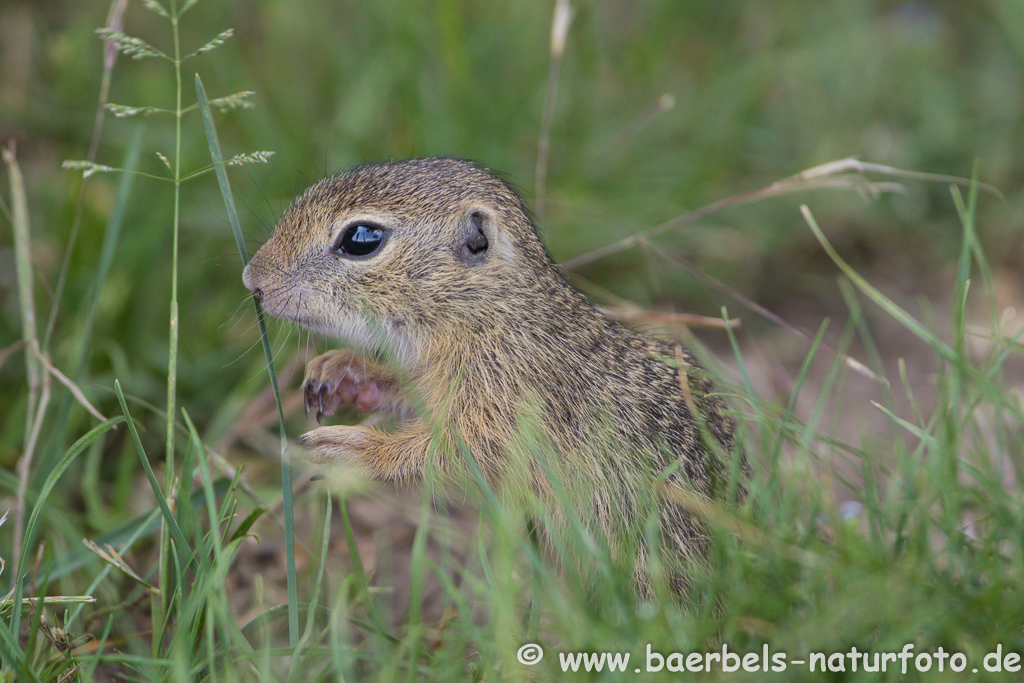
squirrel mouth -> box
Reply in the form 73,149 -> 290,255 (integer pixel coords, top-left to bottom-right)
251,296 -> 316,329
268,306 -> 320,330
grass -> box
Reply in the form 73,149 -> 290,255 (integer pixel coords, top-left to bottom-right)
2,0 -> 1023,680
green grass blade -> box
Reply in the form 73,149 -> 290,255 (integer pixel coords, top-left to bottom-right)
195,75 -> 250,264
114,380 -> 194,572
195,73 -> 298,646
183,409 -> 222,556
17,416 -> 125,565
11,415 -> 124,643
801,205 -> 959,364
228,506 -> 265,544
49,478 -> 232,590
337,497 -> 390,646
951,170 -> 996,331
870,400 -> 937,447
290,497 -> 332,680
769,318 -> 829,467
0,615 -> 39,683
73,127 -> 144,377
182,410 -> 265,677
32,131 -> 146,499
2,146 -> 39,431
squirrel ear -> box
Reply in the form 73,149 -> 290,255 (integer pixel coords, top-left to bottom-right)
459,210 -> 490,266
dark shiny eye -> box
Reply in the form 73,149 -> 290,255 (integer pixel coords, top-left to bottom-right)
334,224 -> 386,257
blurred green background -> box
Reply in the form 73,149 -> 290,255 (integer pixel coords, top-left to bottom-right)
1,0 -> 1022,479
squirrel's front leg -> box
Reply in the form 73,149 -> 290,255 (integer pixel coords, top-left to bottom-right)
297,423 -> 434,484
303,349 -> 409,422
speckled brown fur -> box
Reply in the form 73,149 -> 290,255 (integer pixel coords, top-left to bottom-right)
243,157 -> 746,586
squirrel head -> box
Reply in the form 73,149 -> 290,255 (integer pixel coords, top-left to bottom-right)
243,157 -> 555,368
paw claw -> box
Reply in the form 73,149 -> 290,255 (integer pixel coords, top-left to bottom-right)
301,349 -> 396,422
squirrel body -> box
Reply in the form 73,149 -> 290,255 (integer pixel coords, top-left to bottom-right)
243,157 -> 744,582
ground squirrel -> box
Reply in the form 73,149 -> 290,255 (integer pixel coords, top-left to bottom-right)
243,157 -> 745,589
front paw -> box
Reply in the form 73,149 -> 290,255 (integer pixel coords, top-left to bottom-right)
296,425 -> 374,464
303,349 -> 395,422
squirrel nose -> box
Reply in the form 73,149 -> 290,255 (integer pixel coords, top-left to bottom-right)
241,262 -> 261,299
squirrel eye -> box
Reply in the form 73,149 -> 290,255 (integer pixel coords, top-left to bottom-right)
335,224 -> 386,257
